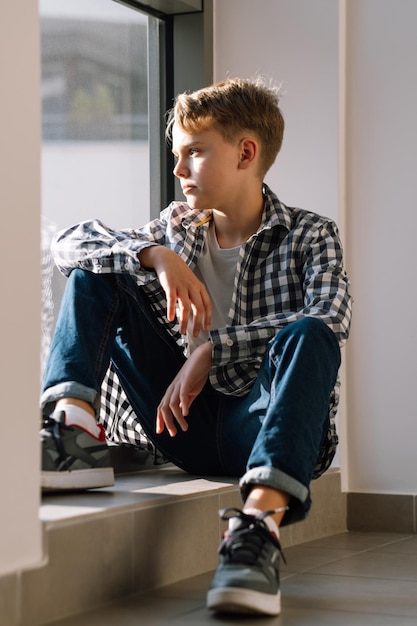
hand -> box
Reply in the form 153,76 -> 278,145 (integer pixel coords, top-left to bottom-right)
139,246 -> 212,335
156,341 -> 212,437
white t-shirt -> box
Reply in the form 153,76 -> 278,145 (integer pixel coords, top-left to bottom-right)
187,222 -> 240,354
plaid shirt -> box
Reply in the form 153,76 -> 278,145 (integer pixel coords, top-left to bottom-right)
52,184 -> 352,411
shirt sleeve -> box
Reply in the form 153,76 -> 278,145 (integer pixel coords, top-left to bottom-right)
50,215 -> 168,282
209,219 -> 352,376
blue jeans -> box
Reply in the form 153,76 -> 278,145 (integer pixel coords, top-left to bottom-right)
41,269 -> 341,525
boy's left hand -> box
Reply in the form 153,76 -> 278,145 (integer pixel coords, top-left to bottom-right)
156,341 -> 212,437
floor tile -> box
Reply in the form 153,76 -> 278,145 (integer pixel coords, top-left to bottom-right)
282,572 -> 417,617
272,606 -> 417,626
282,545 -> 356,574
43,532 -> 417,626
373,535 -> 417,554
312,550 -> 417,581
301,531 -> 411,551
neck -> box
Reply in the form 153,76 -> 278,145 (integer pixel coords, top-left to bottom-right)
213,188 -> 264,248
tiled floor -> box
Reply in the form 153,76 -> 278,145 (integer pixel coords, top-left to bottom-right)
48,530 -> 417,625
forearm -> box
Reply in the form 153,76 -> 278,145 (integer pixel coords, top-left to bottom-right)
51,219 -> 163,278
138,244 -> 172,271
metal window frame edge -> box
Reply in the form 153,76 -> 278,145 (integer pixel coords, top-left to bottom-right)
115,0 -> 213,215
115,0 -> 203,19
148,15 -> 174,215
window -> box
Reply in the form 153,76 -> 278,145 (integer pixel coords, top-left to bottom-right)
40,0 -> 151,231
40,0 -> 156,369
39,0 -> 210,369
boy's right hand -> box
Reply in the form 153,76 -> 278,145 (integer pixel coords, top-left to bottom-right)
138,246 -> 212,336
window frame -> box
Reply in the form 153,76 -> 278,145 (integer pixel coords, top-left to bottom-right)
115,0 -> 203,20
115,0 -> 212,215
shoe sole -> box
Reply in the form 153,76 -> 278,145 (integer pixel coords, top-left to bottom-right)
41,467 -> 115,491
207,587 -> 281,616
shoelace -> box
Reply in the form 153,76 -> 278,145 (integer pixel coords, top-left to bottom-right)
218,507 -> 287,565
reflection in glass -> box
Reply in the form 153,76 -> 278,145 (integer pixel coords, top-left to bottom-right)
40,0 -> 151,370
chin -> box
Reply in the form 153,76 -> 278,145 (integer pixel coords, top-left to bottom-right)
185,197 -> 206,210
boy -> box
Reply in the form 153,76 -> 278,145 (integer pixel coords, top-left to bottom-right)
41,77 -> 352,616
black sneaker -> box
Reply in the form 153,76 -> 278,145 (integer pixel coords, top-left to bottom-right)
41,410 -> 115,491
207,507 -> 286,616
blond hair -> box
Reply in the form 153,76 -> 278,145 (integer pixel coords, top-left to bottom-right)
166,77 -> 285,178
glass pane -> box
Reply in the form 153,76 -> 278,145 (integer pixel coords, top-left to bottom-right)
40,0 -> 151,370
40,0 -> 149,229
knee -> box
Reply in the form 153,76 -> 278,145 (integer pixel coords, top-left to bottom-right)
288,316 -> 329,339
270,317 -> 341,364
67,268 -> 93,286
67,268 -> 114,291
276,316 -> 330,342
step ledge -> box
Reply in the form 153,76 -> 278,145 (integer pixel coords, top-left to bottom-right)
40,464 -> 345,546
5,467 -> 346,626
41,464 -> 239,527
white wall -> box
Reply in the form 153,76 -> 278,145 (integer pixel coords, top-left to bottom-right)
0,2 -> 43,574
213,0 -> 339,222
345,0 -> 417,493
214,0 -> 417,496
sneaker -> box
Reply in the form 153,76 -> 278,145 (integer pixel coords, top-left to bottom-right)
207,507 -> 286,616
108,442 -> 169,474
41,410 -> 115,491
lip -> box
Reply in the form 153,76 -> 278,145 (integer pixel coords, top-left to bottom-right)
182,184 -> 196,194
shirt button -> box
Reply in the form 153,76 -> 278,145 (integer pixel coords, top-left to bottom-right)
226,338 -> 234,347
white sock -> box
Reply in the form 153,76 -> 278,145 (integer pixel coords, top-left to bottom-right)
56,404 -> 102,439
239,507 -> 280,537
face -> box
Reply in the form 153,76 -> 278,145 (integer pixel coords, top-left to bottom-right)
171,123 -> 242,211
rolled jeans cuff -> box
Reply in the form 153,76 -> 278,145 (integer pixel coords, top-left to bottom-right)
40,381 -> 100,416
239,466 -> 310,526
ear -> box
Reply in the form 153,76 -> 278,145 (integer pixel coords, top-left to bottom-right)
238,137 -> 258,170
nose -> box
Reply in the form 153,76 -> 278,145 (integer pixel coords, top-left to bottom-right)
173,156 -> 189,179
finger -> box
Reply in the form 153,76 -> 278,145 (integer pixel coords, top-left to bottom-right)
177,298 -> 191,335
188,287 -> 211,336
201,289 -> 212,331
155,411 -> 165,435
165,284 -> 178,323
190,287 -> 212,336
179,393 -> 197,418
190,301 -> 205,337
156,402 -> 178,437
169,400 -> 189,432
